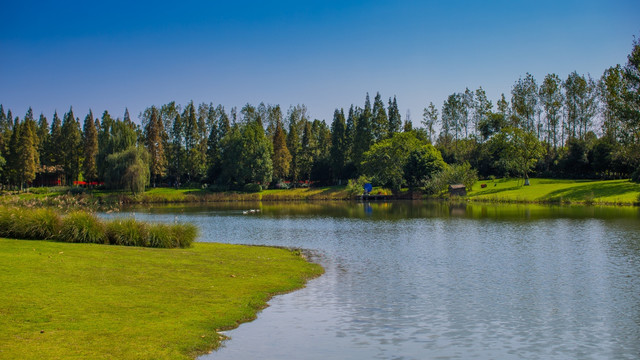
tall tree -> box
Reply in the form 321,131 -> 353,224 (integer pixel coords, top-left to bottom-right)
47,111 -> 63,166
36,113 -> 49,165
473,87 -> 492,140
299,120 -> 313,182
371,92 -> 388,142
352,94 -> 373,168
169,112 -> 184,186
422,102 -> 438,143
600,66 -> 624,141
539,73 -> 564,150
286,105 -> 306,184
387,96 -> 402,137
564,71 -> 598,140
60,107 -> 82,184
82,110 -> 99,182
271,117 -> 291,182
511,73 -> 538,131
461,88 -> 474,137
16,120 -> 38,189
144,106 -> 166,187
330,109 -> 347,181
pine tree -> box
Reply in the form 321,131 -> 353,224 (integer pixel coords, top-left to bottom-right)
371,92 -> 388,141
16,120 -> 38,189
287,117 -> 301,183
206,112 -> 220,183
272,118 -> 291,181
37,113 -> 50,165
352,94 -> 373,168
345,105 -> 357,162
183,101 -> 200,182
82,110 -> 99,182
144,106 -> 166,187
330,109 -> 347,181
48,111 -> 63,166
60,107 -> 82,184
387,96 -> 402,137
169,112 -> 184,186
7,117 -> 21,187
299,120 -> 313,182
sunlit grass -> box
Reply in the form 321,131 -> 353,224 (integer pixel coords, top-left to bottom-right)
468,178 -> 640,205
0,239 -> 323,360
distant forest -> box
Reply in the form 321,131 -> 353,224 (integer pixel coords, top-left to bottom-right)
1,37 -> 639,192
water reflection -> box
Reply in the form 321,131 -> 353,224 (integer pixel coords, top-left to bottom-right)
107,201 -> 640,359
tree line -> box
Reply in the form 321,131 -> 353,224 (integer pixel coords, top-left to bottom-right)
1,37 -> 638,192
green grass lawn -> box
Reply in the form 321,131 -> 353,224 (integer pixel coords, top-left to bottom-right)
468,178 -> 640,205
0,239 -> 323,360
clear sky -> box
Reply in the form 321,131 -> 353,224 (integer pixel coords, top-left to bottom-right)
1,0 -> 639,125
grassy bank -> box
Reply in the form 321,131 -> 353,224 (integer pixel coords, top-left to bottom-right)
467,178 -> 640,205
1,186 -> 353,207
0,239 -> 323,360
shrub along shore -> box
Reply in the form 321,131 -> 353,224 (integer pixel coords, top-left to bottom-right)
0,206 -> 197,248
0,238 -> 323,360
2,178 -> 639,207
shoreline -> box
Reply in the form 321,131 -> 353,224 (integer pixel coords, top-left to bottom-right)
0,238 -> 323,359
2,178 -> 639,208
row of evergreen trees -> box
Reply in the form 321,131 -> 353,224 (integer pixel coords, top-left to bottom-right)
0,37 -> 638,191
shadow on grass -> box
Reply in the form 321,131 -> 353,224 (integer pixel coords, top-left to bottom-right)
543,181 -> 639,201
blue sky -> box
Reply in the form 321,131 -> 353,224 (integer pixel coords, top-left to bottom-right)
1,0 -> 639,125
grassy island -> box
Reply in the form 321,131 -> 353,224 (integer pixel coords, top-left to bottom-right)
0,239 -> 323,360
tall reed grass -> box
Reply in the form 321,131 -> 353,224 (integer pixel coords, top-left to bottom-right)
0,206 -> 197,248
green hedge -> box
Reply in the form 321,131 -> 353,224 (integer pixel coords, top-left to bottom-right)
0,206 -> 197,248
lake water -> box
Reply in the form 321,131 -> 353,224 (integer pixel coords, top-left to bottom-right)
107,202 -> 640,359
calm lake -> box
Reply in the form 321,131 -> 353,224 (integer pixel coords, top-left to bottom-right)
107,201 -> 640,359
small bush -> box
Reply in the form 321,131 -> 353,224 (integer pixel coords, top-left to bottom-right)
243,183 -> 262,193
58,211 -> 106,244
631,167 -> 640,183
0,206 -> 196,248
346,176 -> 369,196
25,208 -> 61,240
172,223 -> 198,248
274,180 -> 289,189
68,186 -> 87,195
106,218 -> 148,247
146,224 -> 173,248
207,184 -> 230,192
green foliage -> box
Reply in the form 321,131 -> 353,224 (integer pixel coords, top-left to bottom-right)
346,175 -> 370,195
104,146 -> 150,194
361,132 -> 425,191
424,162 -> 478,194
243,183 -> 262,193
59,211 -> 106,243
220,121 -> 273,186
631,167 -> 640,183
488,127 -> 545,180
0,206 -> 197,248
0,207 -> 60,240
403,144 -> 447,189
106,218 -> 147,246
82,110 -> 99,182
60,107 -> 83,184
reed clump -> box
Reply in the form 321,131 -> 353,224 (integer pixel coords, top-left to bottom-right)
0,206 -> 197,248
